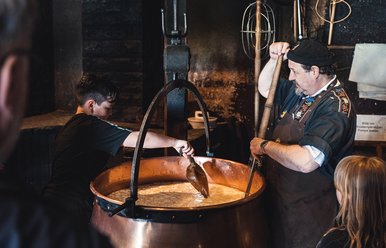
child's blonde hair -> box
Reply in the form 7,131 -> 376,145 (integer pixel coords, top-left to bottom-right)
333,155 -> 386,248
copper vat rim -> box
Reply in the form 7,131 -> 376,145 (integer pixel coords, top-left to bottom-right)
90,156 -> 265,212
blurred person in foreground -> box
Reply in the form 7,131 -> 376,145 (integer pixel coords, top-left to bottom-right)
317,155 -> 386,248
0,0 -> 112,246
250,39 -> 356,248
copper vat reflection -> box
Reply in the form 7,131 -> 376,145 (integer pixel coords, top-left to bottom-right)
90,156 -> 268,248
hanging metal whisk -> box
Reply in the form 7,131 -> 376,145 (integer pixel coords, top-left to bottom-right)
241,1 -> 276,60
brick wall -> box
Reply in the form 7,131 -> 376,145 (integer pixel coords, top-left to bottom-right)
82,0 -> 144,122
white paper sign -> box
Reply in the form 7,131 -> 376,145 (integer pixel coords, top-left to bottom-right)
355,115 -> 386,141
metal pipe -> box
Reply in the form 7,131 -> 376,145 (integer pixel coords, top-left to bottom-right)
173,0 -> 177,31
293,0 -> 297,40
296,0 -> 303,40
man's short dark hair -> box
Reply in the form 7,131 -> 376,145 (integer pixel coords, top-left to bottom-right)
301,64 -> 336,76
75,73 -> 118,105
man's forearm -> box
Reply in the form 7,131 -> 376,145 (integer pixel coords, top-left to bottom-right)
258,58 -> 277,98
264,141 -> 319,173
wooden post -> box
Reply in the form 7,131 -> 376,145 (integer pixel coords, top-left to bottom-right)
254,0 -> 262,137
328,0 -> 337,45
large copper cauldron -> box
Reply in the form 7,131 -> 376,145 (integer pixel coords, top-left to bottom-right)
90,79 -> 268,247
90,156 -> 268,248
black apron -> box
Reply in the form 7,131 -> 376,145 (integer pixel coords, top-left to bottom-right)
265,87 -> 338,248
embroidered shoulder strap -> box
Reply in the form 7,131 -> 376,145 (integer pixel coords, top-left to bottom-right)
331,87 -> 352,117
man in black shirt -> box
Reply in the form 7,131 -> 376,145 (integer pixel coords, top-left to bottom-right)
43,74 -> 194,223
250,40 -> 356,248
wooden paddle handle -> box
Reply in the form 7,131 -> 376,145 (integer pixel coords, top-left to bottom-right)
246,54 -> 283,197
257,55 -> 283,139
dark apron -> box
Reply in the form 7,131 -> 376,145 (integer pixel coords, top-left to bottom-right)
265,89 -> 338,248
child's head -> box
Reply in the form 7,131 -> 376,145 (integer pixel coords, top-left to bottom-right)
75,73 -> 118,119
76,73 -> 118,106
334,155 -> 386,219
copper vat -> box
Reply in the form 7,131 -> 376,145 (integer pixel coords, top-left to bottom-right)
90,156 -> 268,248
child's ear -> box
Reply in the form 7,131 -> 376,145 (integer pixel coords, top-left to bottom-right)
84,99 -> 95,114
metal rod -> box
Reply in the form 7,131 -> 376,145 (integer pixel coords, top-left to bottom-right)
293,0 -> 297,40
245,157 -> 258,197
296,0 -> 303,40
173,0 -> 177,31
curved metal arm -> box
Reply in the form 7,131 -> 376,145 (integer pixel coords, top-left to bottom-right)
110,79 -> 212,216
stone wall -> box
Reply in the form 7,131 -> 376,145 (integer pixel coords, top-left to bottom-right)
29,0 -> 386,130
82,0 -> 144,121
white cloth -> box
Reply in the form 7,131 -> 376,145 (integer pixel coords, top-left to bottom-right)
349,43 -> 386,100
357,83 -> 386,101
349,43 -> 386,88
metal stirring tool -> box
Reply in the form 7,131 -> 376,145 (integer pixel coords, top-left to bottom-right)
186,155 -> 209,198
